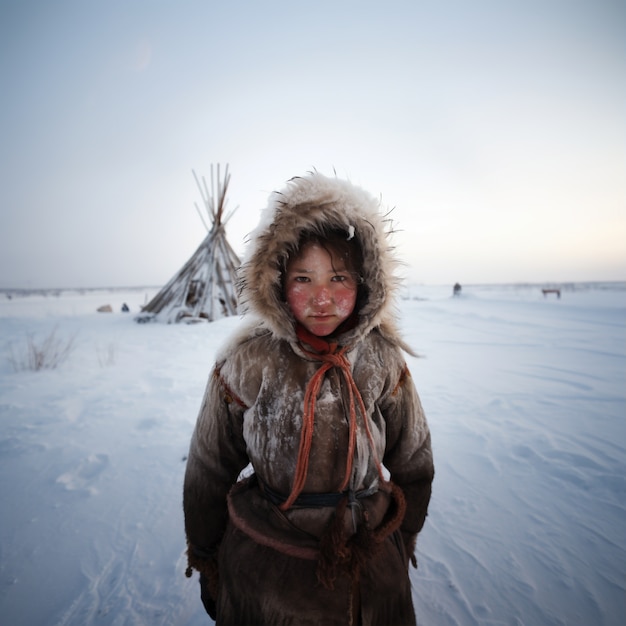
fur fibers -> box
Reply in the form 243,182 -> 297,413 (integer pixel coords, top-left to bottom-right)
237,172 -> 409,350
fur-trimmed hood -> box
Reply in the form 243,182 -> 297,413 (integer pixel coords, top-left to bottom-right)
237,172 -> 406,348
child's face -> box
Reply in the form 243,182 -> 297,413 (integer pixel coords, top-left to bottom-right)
285,243 -> 358,337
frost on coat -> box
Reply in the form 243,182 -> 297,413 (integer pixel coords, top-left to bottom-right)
183,172 -> 434,625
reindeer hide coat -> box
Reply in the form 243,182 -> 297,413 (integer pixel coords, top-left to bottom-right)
183,172 -> 434,625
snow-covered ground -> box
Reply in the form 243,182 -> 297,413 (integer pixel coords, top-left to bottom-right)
0,282 -> 624,625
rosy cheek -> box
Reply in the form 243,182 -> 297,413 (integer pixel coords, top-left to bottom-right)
286,287 -> 310,313
334,290 -> 356,317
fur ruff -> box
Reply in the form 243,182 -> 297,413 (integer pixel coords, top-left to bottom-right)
237,171 -> 413,353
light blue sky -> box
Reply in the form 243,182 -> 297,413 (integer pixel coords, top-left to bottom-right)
1,0 -> 624,288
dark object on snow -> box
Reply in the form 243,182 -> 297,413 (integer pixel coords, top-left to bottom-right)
453,283 -> 462,296
542,288 -> 561,299
121,303 -> 130,312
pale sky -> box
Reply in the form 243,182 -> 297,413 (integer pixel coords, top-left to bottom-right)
1,0 -> 624,288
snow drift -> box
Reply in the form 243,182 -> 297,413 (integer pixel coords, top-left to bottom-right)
0,282 -> 624,625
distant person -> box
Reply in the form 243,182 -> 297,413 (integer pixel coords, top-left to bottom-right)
183,172 -> 434,625
121,303 -> 130,312
453,282 -> 462,296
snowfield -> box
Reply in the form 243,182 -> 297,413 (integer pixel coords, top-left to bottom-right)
0,283 -> 624,625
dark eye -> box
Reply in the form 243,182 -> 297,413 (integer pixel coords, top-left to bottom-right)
331,275 -> 347,282
294,276 -> 310,283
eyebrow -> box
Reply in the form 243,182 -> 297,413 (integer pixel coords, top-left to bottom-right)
288,266 -> 348,274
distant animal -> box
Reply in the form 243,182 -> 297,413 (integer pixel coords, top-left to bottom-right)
453,283 -> 462,296
542,288 -> 561,299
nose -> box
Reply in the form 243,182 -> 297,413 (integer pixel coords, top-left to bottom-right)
312,285 -> 331,306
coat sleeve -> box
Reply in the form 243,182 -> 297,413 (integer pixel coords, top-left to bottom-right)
183,364 -> 249,579
381,361 -> 434,549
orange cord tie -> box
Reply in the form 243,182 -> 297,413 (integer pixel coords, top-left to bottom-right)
280,327 -> 385,511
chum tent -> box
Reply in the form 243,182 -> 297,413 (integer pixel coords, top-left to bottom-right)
136,164 -> 240,324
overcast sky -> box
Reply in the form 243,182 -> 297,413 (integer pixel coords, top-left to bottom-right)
1,0 -> 624,288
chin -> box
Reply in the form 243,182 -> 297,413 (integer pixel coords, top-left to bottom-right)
307,323 -> 338,337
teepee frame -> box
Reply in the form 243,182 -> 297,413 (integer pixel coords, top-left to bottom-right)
137,164 -> 240,323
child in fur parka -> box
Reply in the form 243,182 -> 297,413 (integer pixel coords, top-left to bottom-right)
183,172 -> 434,625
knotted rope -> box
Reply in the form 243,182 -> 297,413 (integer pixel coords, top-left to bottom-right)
280,325 -> 385,511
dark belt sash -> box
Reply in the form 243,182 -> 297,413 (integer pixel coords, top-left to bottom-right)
258,476 -> 378,508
